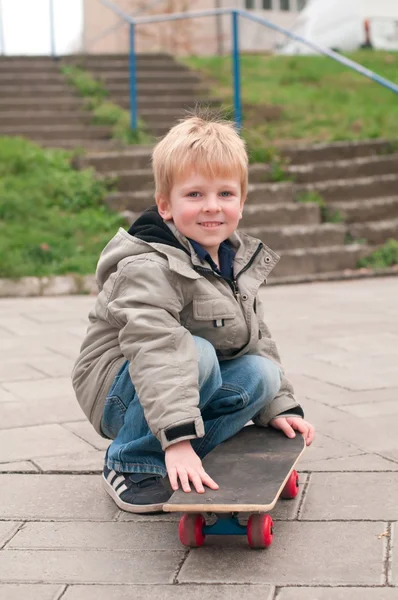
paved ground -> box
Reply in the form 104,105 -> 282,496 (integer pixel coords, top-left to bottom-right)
0,276 -> 397,599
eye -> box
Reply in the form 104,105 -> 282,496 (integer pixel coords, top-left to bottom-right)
220,191 -> 233,197
187,191 -> 200,198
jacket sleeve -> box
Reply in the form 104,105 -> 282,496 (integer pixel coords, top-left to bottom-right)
249,295 -> 304,426
106,257 -> 204,450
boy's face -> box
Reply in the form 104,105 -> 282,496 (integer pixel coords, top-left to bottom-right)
157,171 -> 244,262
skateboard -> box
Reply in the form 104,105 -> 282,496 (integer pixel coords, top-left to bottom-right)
163,425 -> 305,549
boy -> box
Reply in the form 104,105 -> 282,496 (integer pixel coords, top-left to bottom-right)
72,115 -> 315,514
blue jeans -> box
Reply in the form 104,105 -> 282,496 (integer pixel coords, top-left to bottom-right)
101,336 -> 281,477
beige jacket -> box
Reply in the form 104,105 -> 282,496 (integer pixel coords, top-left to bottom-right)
72,208 -> 303,450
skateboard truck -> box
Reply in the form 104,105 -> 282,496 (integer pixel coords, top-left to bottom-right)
178,469 -> 299,549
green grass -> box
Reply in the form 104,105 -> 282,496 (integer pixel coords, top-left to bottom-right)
181,51 -> 398,145
358,239 -> 398,268
0,137 -> 126,279
296,190 -> 344,223
61,65 -> 153,145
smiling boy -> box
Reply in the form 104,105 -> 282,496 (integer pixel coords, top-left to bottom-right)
72,115 -> 315,514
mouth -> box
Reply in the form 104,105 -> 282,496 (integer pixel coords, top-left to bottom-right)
198,222 -> 224,228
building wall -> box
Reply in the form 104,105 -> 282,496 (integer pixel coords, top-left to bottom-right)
82,0 -> 303,55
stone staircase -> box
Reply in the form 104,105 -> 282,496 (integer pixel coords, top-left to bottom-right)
77,139 -> 398,281
1,54 -> 397,282
0,53 -> 217,147
64,53 -> 219,137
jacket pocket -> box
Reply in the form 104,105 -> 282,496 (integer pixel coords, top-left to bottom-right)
193,296 -> 235,320
188,295 -> 237,349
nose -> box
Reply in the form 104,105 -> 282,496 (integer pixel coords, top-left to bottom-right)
203,194 -> 221,212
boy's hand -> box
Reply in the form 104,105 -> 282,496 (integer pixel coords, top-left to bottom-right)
270,416 -> 315,446
165,440 -> 219,494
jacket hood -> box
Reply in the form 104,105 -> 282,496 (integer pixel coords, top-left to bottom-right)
95,206 -> 190,291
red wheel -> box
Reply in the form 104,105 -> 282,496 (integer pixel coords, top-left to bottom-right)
281,469 -> 299,499
178,513 -> 206,547
247,514 -> 274,549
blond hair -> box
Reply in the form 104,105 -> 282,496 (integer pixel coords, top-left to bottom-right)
152,114 -> 248,200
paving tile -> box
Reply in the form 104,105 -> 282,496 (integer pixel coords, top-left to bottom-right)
296,433 -> 361,463
0,461 -> 39,473
8,521 -> 181,550
0,475 -> 118,520
63,421 -> 111,451
0,385 -> 18,403
25,356 -> 76,378
63,584 -> 275,600
324,332 -> 398,356
299,453 -> 398,472
34,451 -> 104,473
0,424 -> 93,462
299,397 -> 347,426
0,549 -> 183,584
391,522 -> 398,586
301,472 -> 398,520
2,377 -> 74,401
325,416 -> 398,454
0,521 -> 21,547
0,584 -> 65,600
0,363 -> 45,383
0,397 -> 85,430
118,511 -> 180,523
339,399 -> 398,418
278,588 -> 398,599
178,522 -> 384,585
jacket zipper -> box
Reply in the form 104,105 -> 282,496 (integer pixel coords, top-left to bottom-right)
193,242 -> 263,300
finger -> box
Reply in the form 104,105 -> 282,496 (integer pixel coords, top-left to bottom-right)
306,425 -> 315,446
200,469 -> 219,490
177,469 -> 191,493
278,420 -> 296,438
188,470 -> 205,494
168,467 -> 179,491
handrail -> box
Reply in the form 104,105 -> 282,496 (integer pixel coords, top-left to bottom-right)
0,0 -> 4,56
98,5 -> 398,133
85,0 -> 166,52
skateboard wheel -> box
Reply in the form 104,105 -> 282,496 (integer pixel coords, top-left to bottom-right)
179,513 -> 206,547
247,514 -> 274,549
281,470 -> 299,499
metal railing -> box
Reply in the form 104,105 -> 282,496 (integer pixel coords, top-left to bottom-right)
99,2 -> 398,132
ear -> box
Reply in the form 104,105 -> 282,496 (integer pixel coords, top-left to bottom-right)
239,195 -> 246,219
156,194 -> 173,221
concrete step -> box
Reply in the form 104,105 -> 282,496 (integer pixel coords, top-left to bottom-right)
272,244 -> 369,278
333,196 -> 398,223
0,112 -> 92,127
289,154 -> 398,184
242,223 -> 346,250
0,125 -> 111,140
281,138 -> 398,165
38,139 -> 124,150
86,62 -> 192,74
304,173 -> 398,203
0,85 -> 76,97
79,149 -> 153,172
0,95 -> 218,113
240,202 -> 321,228
0,97 -> 85,112
107,82 -> 206,95
0,70 -> 201,84
93,72 -> 201,85
349,218 -> 398,245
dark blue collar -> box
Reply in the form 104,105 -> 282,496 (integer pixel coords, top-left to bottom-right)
188,238 -> 235,280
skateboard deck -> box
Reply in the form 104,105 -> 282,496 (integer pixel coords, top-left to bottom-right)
164,425 -> 305,514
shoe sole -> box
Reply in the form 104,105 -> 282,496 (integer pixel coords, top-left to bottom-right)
102,474 -> 166,514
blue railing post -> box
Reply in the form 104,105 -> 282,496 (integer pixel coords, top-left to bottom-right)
49,0 -> 56,57
231,10 -> 242,131
129,23 -> 138,131
0,0 -> 5,55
